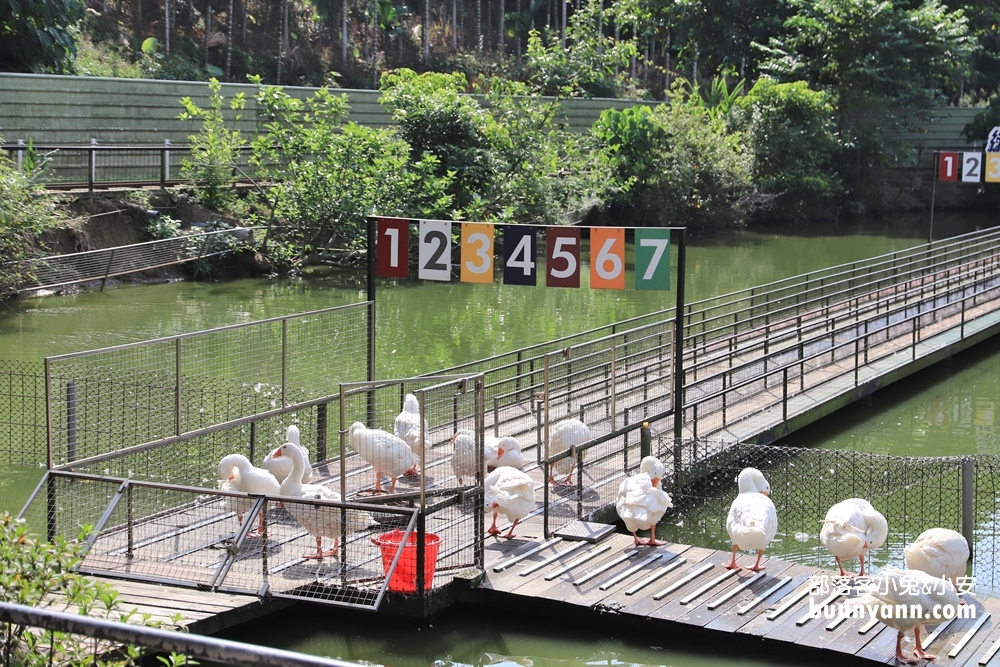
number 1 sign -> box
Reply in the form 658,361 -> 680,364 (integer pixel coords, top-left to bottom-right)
938,152 -> 959,181
376,217 -> 409,278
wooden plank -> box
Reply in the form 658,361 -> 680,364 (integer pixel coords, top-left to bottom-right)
608,547 -> 718,620
731,566 -> 826,637
946,597 -> 1000,667
703,562 -> 805,633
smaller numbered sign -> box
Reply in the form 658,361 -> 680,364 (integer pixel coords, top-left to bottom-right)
986,153 -> 1000,183
962,153 -> 983,182
460,222 -> 494,284
590,227 -> 625,290
635,229 -> 671,290
418,220 -> 452,281
502,226 -> 537,286
546,227 -> 580,288
938,152 -> 959,181
377,217 -> 410,278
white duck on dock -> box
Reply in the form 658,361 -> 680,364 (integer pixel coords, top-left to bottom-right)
261,425 -> 314,485
848,567 -> 961,664
486,435 -> 524,470
217,453 -> 280,536
904,527 -> 970,591
725,467 -> 778,571
485,466 -> 535,539
270,442 -> 374,559
349,422 -> 418,493
394,393 -> 428,476
548,418 -> 589,485
450,430 -> 482,484
820,497 -> 887,577
616,455 -> 673,546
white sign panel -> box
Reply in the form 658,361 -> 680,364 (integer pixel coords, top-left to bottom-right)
962,152 -> 983,182
418,220 -> 452,281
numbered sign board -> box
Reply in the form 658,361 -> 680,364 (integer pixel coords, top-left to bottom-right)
546,227 -> 580,288
502,226 -> 537,286
635,229 -> 671,290
590,227 -> 625,290
938,152 -> 959,181
419,220 -> 452,281
987,153 -> 1000,183
460,223 -> 494,284
376,217 -> 410,278
962,153 -> 982,182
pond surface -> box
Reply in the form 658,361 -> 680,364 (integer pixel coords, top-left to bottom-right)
3,211 -> 999,666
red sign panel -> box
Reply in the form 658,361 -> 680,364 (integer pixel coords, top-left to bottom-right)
545,227 -> 580,288
377,218 -> 410,278
938,152 -> 959,182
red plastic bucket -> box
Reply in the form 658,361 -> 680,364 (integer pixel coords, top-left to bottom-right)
372,529 -> 441,593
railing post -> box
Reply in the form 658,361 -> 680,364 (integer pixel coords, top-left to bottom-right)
782,368 -> 788,422
161,139 -> 171,189
316,403 -> 327,462
175,338 -> 182,436
16,138 -> 24,171
543,354 -> 550,538
100,248 -> 115,291
281,318 -> 288,407
89,138 -> 97,195
640,421 -> 651,460
961,458 -> 974,560
66,381 -> 77,463
126,484 -> 134,559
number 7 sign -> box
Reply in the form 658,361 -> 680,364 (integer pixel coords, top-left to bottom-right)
634,229 -> 671,290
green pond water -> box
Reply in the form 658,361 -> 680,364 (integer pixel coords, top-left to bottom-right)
2,211 -> 999,666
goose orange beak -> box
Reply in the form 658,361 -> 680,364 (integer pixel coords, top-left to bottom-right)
497,447 -> 505,458
651,477 -> 660,487
273,448 -> 283,458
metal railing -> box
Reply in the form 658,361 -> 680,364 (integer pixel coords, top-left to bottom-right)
0,601 -> 364,667
2,141 -> 253,192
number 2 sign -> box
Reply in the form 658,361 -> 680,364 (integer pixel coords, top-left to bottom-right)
419,220 -> 452,281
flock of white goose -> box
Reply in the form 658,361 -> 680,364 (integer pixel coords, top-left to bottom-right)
216,398 -> 972,663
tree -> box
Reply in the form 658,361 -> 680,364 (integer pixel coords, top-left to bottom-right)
757,0 -> 973,208
0,0 -> 85,73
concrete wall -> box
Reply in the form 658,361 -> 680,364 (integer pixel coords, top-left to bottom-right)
0,72 -> 645,144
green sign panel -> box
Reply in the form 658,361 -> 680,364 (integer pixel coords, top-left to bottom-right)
634,229 -> 671,290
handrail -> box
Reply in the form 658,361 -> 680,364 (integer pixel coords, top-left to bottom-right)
0,601 -> 364,667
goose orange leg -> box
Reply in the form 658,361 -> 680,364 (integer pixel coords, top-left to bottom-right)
488,511 -> 501,536
895,631 -> 918,664
725,544 -> 741,570
912,626 -> 936,662
749,549 -> 767,572
503,518 -> 521,539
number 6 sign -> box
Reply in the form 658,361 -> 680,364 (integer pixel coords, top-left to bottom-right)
590,227 -> 625,290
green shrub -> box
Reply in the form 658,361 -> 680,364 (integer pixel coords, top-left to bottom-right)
0,137 -> 61,300
178,78 -> 246,211
0,513 -> 187,666
733,77 -> 843,221
594,83 -> 755,229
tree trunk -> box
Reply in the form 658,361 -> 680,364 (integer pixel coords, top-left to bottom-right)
342,0 -> 348,63
164,0 -> 171,56
277,0 -> 286,84
226,0 -> 234,81
451,0 -> 457,51
476,0 -> 482,54
498,0 -> 503,52
205,1 -> 212,68
423,0 -> 430,61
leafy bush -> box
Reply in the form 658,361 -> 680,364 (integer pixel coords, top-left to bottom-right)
593,84 -> 755,228
733,77 -> 843,221
380,68 -> 495,214
0,513 -> 187,666
249,77 -> 452,264
178,78 -> 246,211
0,137 -> 61,300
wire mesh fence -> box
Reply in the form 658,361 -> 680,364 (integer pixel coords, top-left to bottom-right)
0,360 -> 46,466
18,228 -> 259,293
45,303 -> 371,468
654,437 -> 1000,596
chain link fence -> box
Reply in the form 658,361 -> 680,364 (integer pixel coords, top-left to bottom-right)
0,360 -> 46,466
44,303 -> 371,468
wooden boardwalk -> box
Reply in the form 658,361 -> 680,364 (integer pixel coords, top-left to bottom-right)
475,517 -> 1000,667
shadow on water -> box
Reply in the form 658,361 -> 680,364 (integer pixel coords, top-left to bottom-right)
213,601 -> 825,667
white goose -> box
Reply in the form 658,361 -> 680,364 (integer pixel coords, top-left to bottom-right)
271,443 -> 374,559
616,456 -> 673,546
820,498 -> 888,577
548,418 -> 590,485
485,466 -> 535,539
394,393 -> 428,476
261,425 -> 313,485
348,422 -> 418,493
725,467 -> 778,571
848,567 -> 960,664
486,435 -> 524,470
450,430 -> 482,484
217,453 -> 280,536
904,527 -> 970,590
